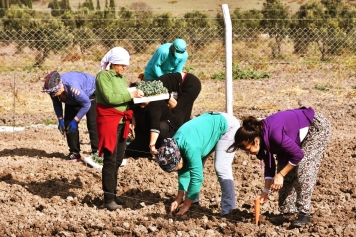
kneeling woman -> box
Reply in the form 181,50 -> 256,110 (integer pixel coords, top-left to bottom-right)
156,112 -> 240,216
228,107 -> 331,227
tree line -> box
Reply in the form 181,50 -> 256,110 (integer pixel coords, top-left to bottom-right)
1,0 -> 356,65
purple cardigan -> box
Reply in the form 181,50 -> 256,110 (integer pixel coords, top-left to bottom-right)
258,107 -> 315,178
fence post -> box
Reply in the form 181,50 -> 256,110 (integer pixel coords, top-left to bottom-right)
221,4 -> 233,115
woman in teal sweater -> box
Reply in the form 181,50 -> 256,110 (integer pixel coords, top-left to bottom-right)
156,112 -> 240,216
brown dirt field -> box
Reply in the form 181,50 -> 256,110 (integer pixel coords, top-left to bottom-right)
0,69 -> 356,236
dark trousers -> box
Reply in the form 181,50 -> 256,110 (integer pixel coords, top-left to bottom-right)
125,120 -> 177,158
173,76 -> 201,126
102,124 -> 127,203
64,95 -> 98,154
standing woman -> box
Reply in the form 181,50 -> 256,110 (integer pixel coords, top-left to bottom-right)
156,112 -> 240,216
228,107 -> 331,227
96,47 -> 144,211
158,72 -> 201,126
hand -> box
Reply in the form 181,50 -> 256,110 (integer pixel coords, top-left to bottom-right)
256,193 -> 268,204
58,119 -> 65,134
66,119 -> 78,133
271,173 -> 284,192
130,89 -> 144,98
168,97 -> 177,110
150,145 -> 157,157
176,204 -> 190,215
138,73 -> 144,81
170,198 -> 183,213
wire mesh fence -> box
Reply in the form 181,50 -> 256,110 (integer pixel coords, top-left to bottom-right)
1,27 -> 356,77
0,26 -> 355,126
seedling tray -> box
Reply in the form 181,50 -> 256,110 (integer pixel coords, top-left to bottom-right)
83,156 -> 103,169
128,87 -> 169,104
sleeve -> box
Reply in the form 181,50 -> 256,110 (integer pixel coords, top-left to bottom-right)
263,156 -> 276,179
147,102 -> 163,133
52,97 -> 63,119
177,148 -> 204,200
96,71 -> 132,105
152,48 -> 166,78
72,90 -> 91,119
263,126 -> 304,178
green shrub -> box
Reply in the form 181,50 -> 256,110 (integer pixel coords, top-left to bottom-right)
212,62 -> 270,80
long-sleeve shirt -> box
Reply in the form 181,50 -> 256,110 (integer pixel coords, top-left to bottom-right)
158,72 -> 201,126
51,71 -> 95,119
257,107 -> 315,178
133,100 -> 179,135
143,43 -> 188,80
95,69 -> 132,123
173,112 -> 227,200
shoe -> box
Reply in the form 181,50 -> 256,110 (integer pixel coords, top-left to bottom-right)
104,201 -> 122,211
268,212 -> 295,224
91,152 -> 103,164
65,153 -> 82,162
115,196 -> 125,205
291,212 -> 311,227
120,159 -> 127,167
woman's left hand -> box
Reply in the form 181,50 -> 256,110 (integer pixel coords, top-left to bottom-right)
168,97 -> 177,110
270,173 -> 284,192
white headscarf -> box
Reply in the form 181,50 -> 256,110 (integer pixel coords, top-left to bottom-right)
100,47 -> 130,70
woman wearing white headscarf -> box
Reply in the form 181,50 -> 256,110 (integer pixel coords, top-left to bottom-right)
96,47 -> 144,211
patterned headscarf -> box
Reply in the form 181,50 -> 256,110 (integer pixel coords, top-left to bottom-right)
100,47 -> 130,70
42,71 -> 62,94
156,138 -> 181,173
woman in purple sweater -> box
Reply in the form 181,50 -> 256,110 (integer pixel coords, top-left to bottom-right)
228,107 -> 331,227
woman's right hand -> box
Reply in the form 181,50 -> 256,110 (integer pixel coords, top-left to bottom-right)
130,89 -> 144,98
150,145 -> 157,157
170,198 -> 182,213
256,193 -> 268,204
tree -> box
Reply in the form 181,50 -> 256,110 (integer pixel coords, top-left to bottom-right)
48,0 -> 61,17
109,0 -> 115,10
0,0 -> 10,17
3,6 -> 72,66
292,0 -> 356,60
96,0 -> 100,10
82,0 -> 94,11
260,0 -> 291,57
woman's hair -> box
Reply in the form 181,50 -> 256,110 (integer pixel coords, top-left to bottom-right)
227,116 -> 263,152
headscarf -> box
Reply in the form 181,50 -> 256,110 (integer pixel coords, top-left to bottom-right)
156,138 -> 181,172
100,47 -> 130,70
42,71 -> 62,94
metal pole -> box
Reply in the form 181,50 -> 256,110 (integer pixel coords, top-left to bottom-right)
221,4 -> 233,115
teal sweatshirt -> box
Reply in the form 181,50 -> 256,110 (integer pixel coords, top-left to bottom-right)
173,113 -> 227,200
143,43 -> 188,80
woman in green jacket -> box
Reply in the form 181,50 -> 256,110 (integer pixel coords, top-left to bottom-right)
96,47 -> 144,211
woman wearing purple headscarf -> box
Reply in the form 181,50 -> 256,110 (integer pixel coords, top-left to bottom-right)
42,71 -> 98,162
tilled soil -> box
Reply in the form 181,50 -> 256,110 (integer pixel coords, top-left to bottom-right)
0,70 -> 355,236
